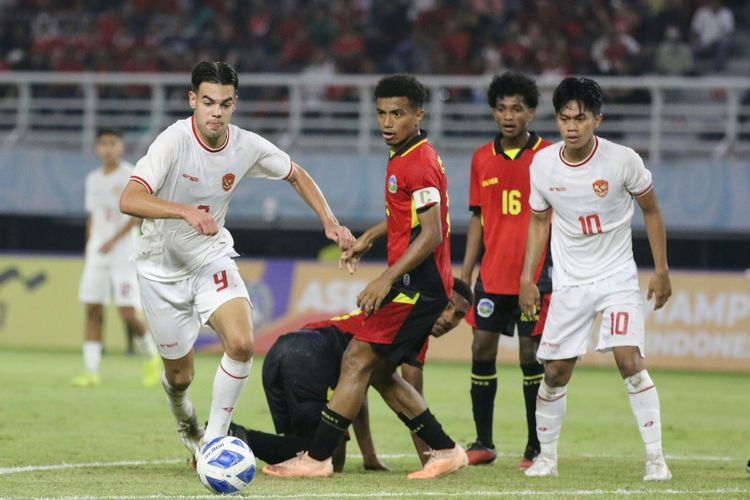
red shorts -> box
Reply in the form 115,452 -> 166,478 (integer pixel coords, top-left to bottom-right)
355,286 -> 447,365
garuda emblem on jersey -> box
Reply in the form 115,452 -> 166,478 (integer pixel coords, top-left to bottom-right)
592,179 -> 608,197
222,173 -> 236,192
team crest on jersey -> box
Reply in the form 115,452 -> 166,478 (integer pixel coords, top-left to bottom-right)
477,298 -> 495,318
402,273 -> 411,286
222,173 -> 236,191
388,174 -> 398,193
592,179 -> 608,197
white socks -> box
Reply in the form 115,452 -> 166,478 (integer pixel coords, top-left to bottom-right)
134,332 -> 157,357
82,341 -> 102,375
204,354 -> 252,441
535,380 -> 567,459
624,370 -> 663,454
161,372 -> 196,423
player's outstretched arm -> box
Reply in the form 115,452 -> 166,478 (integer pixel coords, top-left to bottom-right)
461,212 -> 483,284
357,204 -> 442,315
285,163 -> 354,250
636,189 -> 672,310
339,220 -> 387,275
119,180 -> 218,235
519,210 -> 550,317
351,393 -> 389,471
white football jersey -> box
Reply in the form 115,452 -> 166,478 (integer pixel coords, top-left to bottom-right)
84,161 -> 136,264
130,116 -> 293,282
529,136 -> 653,287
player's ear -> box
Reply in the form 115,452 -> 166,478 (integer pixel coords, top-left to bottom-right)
594,113 -> 603,128
188,90 -> 197,110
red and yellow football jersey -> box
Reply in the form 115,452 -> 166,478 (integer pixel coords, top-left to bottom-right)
385,132 -> 453,298
469,132 -> 551,294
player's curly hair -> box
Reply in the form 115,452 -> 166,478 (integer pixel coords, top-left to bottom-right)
374,74 -> 427,110
552,77 -> 604,116
452,277 -> 474,305
487,71 -> 539,109
191,61 -> 239,92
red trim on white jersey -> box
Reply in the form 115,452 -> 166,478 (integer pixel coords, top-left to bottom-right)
531,206 -> 551,214
191,115 -> 229,153
130,175 -> 154,194
283,160 -> 294,180
559,136 -> 599,167
632,183 -> 654,197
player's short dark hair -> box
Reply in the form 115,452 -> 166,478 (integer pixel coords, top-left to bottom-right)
374,74 -> 427,110
96,128 -> 122,139
487,71 -> 539,109
552,77 -> 604,116
191,61 -> 239,92
452,277 -> 473,305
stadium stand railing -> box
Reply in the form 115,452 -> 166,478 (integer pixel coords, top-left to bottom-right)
0,72 -> 748,162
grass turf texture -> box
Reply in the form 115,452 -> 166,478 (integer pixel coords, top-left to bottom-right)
1,349 -> 748,499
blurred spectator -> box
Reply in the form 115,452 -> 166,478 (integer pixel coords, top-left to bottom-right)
0,0 -> 745,79
591,25 -> 642,75
654,25 -> 695,75
691,0 -> 735,71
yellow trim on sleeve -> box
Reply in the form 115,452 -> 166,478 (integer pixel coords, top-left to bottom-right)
393,292 -> 420,305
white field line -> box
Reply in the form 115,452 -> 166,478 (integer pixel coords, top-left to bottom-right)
0,451 -> 739,476
352,451 -> 737,461
5,488 -> 748,499
0,459 -> 183,475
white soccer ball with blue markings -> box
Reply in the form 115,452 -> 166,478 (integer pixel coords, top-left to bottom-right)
196,436 -> 256,494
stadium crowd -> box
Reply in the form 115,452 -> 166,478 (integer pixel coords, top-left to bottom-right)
0,0 -> 745,77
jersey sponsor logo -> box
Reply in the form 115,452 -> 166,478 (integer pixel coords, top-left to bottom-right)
388,174 -> 398,193
550,186 -> 566,192
477,298 -> 495,318
592,179 -> 609,197
481,177 -> 498,187
222,173 -> 236,191
182,173 -> 199,182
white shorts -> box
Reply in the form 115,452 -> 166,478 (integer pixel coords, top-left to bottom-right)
79,258 -> 140,307
137,256 -> 251,360
537,266 -> 645,361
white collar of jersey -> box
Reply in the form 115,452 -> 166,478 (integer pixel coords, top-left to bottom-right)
191,115 -> 230,153
559,136 -> 599,167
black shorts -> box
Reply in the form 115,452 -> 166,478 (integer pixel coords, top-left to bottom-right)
472,276 -> 550,337
355,285 -> 448,366
261,329 -> 343,438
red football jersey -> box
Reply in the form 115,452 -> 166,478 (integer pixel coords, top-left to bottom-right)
385,132 -> 453,298
304,309 -> 429,365
303,309 -> 366,333
469,133 -> 551,294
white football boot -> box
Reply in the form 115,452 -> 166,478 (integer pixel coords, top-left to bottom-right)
177,413 -> 205,456
524,452 -> 558,477
644,451 -> 672,481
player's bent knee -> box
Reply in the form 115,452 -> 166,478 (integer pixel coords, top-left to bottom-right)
223,334 -> 254,361
166,368 -> 194,389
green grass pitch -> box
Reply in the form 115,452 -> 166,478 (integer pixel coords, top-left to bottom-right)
1,349 -> 748,499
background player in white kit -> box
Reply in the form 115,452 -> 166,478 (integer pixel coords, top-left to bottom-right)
74,128 -> 160,388
519,77 -> 672,481
119,61 -> 355,458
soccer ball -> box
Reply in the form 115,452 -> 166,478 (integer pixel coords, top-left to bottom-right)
196,436 -> 256,494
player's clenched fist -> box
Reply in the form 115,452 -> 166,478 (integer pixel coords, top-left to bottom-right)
518,280 -> 540,319
184,206 -> 218,235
